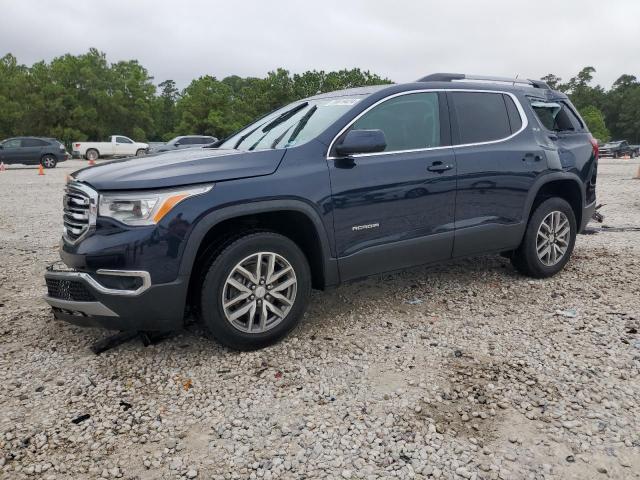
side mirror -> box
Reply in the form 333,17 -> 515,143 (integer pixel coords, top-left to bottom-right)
0,144 -> 3,149
335,129 -> 387,156
174,142 -> 181,147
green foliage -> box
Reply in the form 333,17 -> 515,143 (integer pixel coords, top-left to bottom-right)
579,106 -> 610,142
5,52 -> 639,146
0,50 -> 391,145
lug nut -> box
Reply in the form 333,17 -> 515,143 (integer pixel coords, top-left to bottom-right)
250,295 -> 255,300
251,285 -> 256,290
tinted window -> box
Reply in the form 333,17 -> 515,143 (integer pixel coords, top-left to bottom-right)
503,95 -> 523,133
116,136 -> 133,143
350,92 -> 440,152
22,138 -> 48,147
451,92 -> 511,144
3,139 -> 21,148
176,137 -> 193,145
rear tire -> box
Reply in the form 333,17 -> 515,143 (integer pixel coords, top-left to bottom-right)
41,155 -> 57,168
86,149 -> 99,161
511,198 -> 577,278
200,232 -> 311,350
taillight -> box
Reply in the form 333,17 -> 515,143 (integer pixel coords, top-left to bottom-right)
590,137 -> 599,159
75,143 -> 80,148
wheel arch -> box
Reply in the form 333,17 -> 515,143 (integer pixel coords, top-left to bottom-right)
85,148 -> 100,158
179,200 -> 339,293
524,173 -> 585,230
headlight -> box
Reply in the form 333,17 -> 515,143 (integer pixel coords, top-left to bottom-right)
98,185 -> 213,226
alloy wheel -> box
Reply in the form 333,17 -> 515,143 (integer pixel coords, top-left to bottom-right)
222,252 -> 297,333
536,211 -> 570,266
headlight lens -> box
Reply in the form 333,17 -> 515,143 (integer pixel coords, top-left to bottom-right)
98,185 -> 213,226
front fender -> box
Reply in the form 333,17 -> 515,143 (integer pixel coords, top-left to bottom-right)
178,199 -> 339,288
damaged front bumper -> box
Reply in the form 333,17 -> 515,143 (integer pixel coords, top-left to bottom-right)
43,262 -> 187,332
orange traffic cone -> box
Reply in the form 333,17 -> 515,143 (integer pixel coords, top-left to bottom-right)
0,161 -> 5,172
38,164 -> 45,176
88,158 -> 96,166
633,165 -> 640,180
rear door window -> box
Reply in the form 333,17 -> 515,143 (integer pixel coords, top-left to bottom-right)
349,92 -> 441,152
22,138 -> 48,147
503,95 -> 523,133
450,92 -> 512,144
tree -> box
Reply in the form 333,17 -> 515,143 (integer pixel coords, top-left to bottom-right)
579,106 -> 610,142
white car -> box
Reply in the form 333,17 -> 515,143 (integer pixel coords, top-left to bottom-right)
72,136 -> 149,161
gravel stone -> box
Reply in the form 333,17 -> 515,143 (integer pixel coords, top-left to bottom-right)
1,159 -> 639,479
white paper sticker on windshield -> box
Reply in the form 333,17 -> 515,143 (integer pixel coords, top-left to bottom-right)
323,98 -> 361,106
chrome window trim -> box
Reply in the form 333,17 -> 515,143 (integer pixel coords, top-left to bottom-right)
46,269 -> 152,296
63,181 -> 98,245
326,88 -> 529,160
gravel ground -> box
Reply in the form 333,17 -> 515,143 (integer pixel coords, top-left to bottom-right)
0,159 -> 639,480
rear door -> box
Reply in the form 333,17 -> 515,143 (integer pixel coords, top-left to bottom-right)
20,138 -> 48,164
328,91 -> 457,280
448,90 -> 546,256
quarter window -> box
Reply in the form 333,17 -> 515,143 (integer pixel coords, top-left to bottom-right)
348,92 -> 441,152
530,99 -> 583,132
450,92 -> 512,144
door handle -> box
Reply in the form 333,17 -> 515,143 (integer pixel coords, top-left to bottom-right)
427,161 -> 453,173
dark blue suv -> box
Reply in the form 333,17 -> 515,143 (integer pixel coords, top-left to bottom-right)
44,73 -> 598,350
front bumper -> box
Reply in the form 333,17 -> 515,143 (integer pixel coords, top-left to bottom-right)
43,264 -> 187,332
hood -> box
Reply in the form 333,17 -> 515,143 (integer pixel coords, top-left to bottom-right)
73,148 -> 285,191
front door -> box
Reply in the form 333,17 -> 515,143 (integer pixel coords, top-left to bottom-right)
328,91 -> 457,281
115,136 -> 134,155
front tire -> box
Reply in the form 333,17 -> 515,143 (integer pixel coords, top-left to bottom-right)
511,198 -> 577,278
200,232 -> 311,350
41,154 -> 57,168
135,149 -> 146,157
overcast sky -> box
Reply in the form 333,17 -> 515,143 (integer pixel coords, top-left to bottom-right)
3,0 -> 639,89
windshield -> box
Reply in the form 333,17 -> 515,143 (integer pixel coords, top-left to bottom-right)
218,96 -> 365,151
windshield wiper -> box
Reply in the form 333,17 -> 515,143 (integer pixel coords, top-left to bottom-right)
261,102 -> 308,133
270,105 -> 318,149
234,102 -> 309,150
286,105 -> 317,144
233,124 -> 263,150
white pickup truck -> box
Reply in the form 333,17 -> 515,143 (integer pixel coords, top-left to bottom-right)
72,135 -> 149,161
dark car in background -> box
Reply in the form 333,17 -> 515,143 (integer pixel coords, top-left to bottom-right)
0,137 -> 68,168
599,140 -> 635,158
149,135 -> 218,154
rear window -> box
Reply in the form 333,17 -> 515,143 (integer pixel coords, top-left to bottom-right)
530,99 -> 583,132
450,92 -> 512,144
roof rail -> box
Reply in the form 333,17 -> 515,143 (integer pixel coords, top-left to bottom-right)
417,73 -> 551,89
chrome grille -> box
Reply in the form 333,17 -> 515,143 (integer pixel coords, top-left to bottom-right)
63,183 -> 97,243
